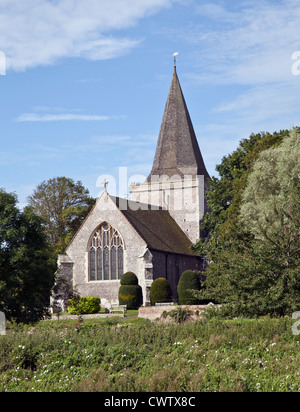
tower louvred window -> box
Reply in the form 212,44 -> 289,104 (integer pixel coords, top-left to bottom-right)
89,223 -> 124,281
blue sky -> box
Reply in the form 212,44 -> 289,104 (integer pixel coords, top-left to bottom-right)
1,0 -> 300,207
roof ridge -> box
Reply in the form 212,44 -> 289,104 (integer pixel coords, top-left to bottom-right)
108,195 -> 164,211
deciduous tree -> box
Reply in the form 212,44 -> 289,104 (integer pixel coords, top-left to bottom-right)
28,177 -> 96,254
194,128 -> 300,317
0,189 -> 55,323
193,129 -> 289,258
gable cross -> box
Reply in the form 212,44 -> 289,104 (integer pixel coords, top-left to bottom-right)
102,179 -> 109,193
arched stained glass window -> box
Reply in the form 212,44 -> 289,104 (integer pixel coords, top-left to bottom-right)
89,223 -> 124,281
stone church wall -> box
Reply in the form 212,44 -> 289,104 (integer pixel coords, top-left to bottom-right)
64,193 -> 148,305
151,250 -> 205,301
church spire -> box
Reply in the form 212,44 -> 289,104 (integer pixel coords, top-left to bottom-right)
147,67 -> 210,181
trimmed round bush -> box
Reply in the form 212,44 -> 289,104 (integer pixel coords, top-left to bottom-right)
68,296 -> 100,315
119,272 -> 143,309
177,270 -> 201,305
120,272 -> 139,286
150,277 -> 172,306
119,285 -> 143,309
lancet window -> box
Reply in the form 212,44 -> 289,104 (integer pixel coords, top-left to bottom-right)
89,223 -> 124,281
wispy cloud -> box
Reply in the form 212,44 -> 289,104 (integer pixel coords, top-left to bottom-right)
181,0 -> 300,86
68,134 -> 156,153
173,0 -> 300,141
0,0 -> 177,71
14,105 -> 126,122
15,113 -> 123,122
0,144 -> 66,168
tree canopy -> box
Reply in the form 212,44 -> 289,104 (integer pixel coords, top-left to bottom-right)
193,128 -> 300,317
194,129 -> 290,257
0,189 -> 56,323
28,177 -> 96,254
240,128 -> 300,259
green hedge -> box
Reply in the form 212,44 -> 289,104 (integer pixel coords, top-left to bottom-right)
177,270 -> 201,305
68,297 -> 100,315
150,278 -> 172,306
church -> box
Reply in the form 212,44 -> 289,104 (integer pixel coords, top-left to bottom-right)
57,65 -> 210,307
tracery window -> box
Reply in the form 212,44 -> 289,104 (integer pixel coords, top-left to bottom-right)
89,223 -> 124,281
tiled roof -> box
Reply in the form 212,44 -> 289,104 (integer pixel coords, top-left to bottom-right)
147,67 -> 210,182
111,196 -> 198,256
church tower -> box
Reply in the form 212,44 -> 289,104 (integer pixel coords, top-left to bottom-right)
130,66 -> 210,243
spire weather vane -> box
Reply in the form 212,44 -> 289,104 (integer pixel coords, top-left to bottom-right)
173,52 -> 179,67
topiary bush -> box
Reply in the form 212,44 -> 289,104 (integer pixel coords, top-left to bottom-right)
118,272 -> 143,309
177,270 -> 201,305
67,296 -> 101,315
119,285 -> 143,309
150,277 -> 172,306
120,272 -> 139,286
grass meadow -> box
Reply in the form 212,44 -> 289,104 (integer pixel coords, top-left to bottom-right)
1,314 -> 300,392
